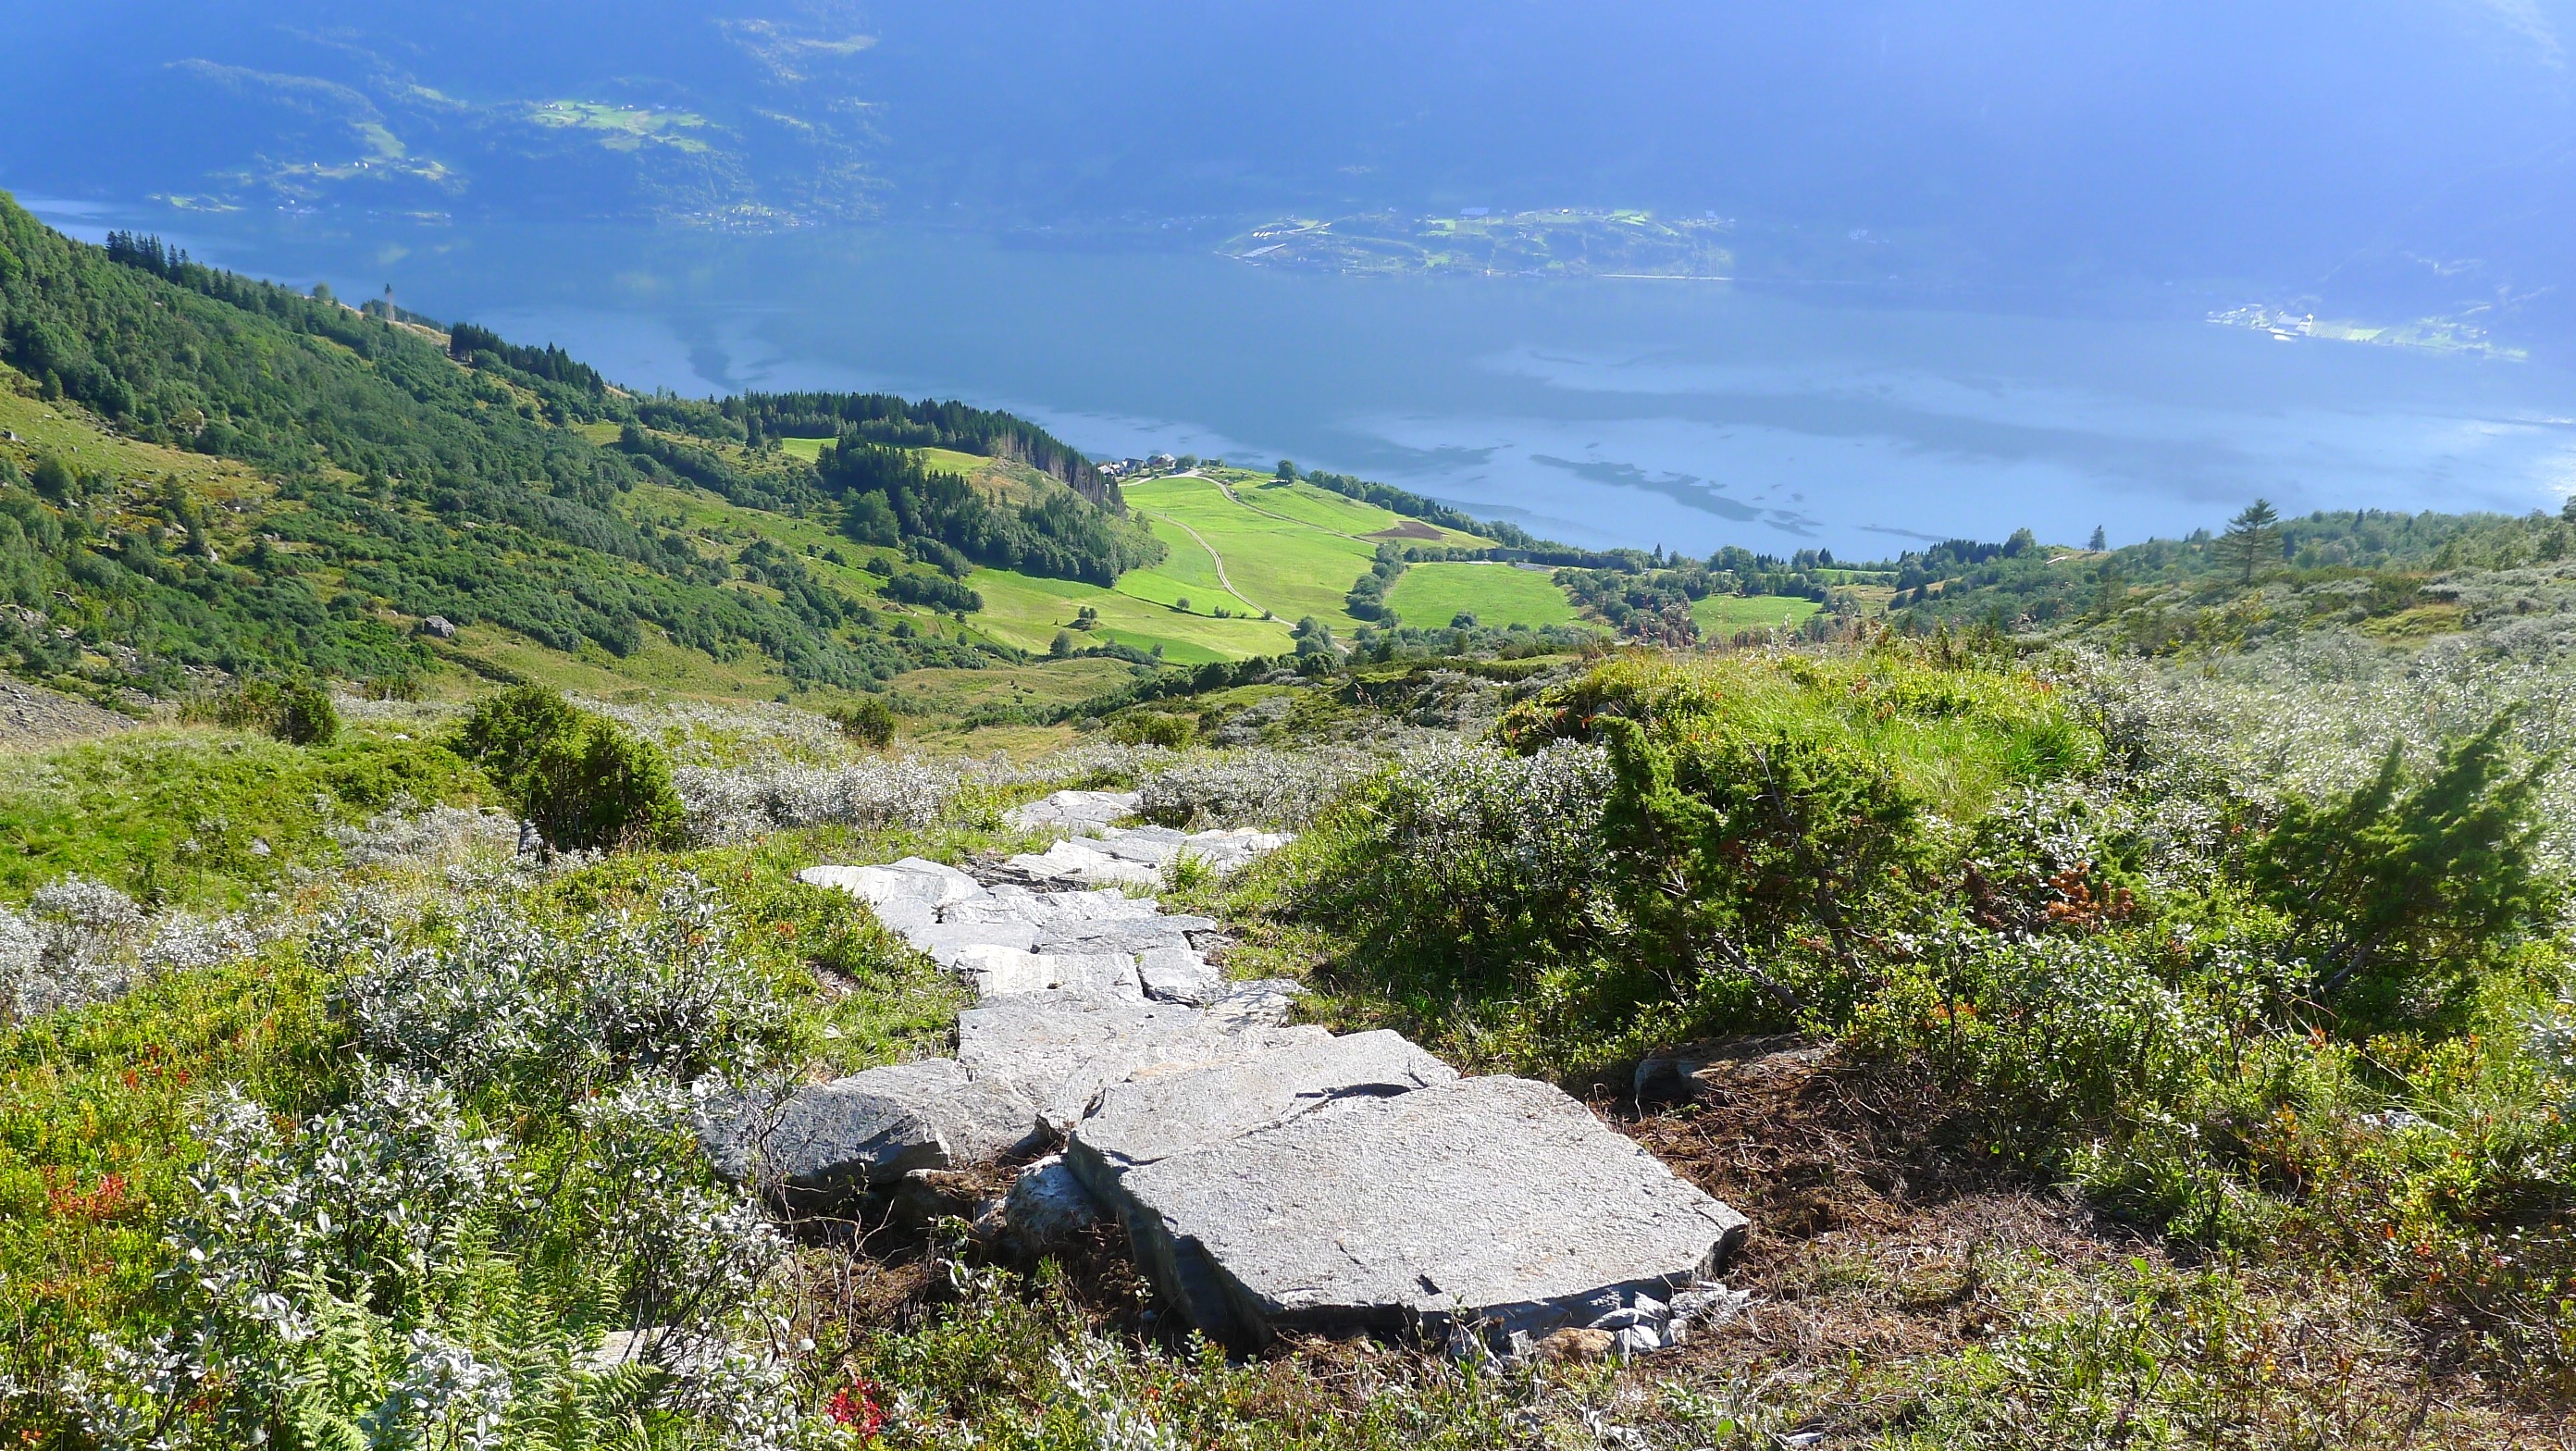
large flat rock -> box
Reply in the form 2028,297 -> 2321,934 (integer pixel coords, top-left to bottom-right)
1003,789 -> 1139,836
1137,946 -> 1222,1005
1006,825 -> 1295,887
700,1060 -> 1041,1212
1115,1075 -> 1747,1347
800,858 -> 982,911
957,993 -> 1328,1133
954,945 -> 1144,1000
1066,1029 -> 1455,1198
1006,839 -> 1163,888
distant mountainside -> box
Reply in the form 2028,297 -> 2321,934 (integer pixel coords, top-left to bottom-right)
0,193 -> 1158,701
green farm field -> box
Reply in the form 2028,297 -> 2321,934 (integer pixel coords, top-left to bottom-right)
1210,471 -> 1491,549
1382,562 -> 1583,628
1692,592 -> 1826,635
965,565 -> 1292,663
1120,474 -> 1381,626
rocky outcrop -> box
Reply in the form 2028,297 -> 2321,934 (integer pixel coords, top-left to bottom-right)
1111,1075 -> 1747,1348
700,1059 -> 1042,1210
712,792 -> 1750,1357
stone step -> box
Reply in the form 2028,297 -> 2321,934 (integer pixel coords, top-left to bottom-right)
1002,789 -> 1139,836
700,1059 -> 1042,1213
1112,1074 -> 1748,1350
953,945 -> 1143,1000
1065,1029 -> 1455,1200
957,991 -> 1330,1135
753,849 -> 1752,1361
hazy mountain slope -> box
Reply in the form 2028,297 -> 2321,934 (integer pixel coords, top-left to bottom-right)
0,195 -> 1156,698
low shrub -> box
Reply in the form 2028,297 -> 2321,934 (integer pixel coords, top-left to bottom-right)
452,687 -> 686,852
826,695 -> 897,749
189,677 -> 340,745
1108,710 -> 1195,749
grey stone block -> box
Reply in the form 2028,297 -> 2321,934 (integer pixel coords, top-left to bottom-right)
1002,790 -> 1138,836
1066,1029 -> 1455,1198
799,858 -> 981,910
1007,840 -> 1162,888
956,993 -> 1329,1133
1202,978 -> 1306,1028
1114,1075 -> 1748,1348
998,1154 -> 1106,1255
700,1060 -> 1042,1211
955,945 -> 1143,1000
1137,947 -> 1221,1005
900,920 -> 1044,966
866,896 -> 939,935
1038,919 -> 1195,957
940,886 -> 1046,926
1034,889 -> 1165,923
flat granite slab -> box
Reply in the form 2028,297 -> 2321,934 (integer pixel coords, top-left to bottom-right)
958,992 -> 1328,1133
1002,789 -> 1139,836
1067,1028 -> 1455,1196
1115,1074 -> 1748,1347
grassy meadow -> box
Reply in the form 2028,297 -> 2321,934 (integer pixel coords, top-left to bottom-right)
1691,591 -> 1825,635
1383,561 -> 1583,628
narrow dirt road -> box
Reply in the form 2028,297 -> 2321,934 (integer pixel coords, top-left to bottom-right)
1141,504 -> 1265,617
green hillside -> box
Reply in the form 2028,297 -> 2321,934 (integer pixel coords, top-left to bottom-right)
0,198 -> 1165,707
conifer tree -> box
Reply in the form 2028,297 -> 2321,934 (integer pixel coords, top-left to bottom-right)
2218,499 -> 2282,584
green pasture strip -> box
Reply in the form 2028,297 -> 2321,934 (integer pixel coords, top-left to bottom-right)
1122,475 -> 1380,626
1692,592 -> 1825,634
1383,561 -> 1581,627
968,565 -> 1293,661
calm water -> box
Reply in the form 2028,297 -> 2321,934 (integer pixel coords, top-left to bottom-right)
34,204 -> 2576,558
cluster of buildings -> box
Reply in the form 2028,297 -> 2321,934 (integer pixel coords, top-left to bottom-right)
1096,453 -> 1180,478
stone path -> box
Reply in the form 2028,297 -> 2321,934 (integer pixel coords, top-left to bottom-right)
709,790 -> 1749,1358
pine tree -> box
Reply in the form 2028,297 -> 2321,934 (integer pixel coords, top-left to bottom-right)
2217,499 -> 2282,585
2087,525 -> 2107,552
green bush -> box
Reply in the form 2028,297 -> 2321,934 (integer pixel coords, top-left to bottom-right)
521,720 -> 687,851
1109,711 -> 1195,749
451,686 -> 684,851
1293,648 -> 2097,1069
191,677 -> 340,746
829,695 -> 897,749
2250,714 -> 2560,1027
268,679 -> 339,746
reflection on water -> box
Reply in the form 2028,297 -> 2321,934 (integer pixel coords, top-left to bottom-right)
54,208 -> 2576,556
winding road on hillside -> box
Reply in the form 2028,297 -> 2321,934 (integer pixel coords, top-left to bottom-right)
1136,471 -> 1268,618
1139,508 -> 1265,617
1207,473 -> 1368,542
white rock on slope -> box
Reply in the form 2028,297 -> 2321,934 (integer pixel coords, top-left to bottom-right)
744,842 -> 1752,1358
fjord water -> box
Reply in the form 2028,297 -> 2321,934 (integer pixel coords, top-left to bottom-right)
80,210 -> 2576,557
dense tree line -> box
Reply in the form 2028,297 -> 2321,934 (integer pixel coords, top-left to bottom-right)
738,391 -> 1119,506
449,323 -> 605,393
820,440 -> 1162,586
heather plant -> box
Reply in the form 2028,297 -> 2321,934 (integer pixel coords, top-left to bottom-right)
1134,748 -> 1374,830
675,757 -> 969,844
0,875 -> 278,1024
332,800 -> 525,871
333,882 -> 797,1106
41,883 -> 846,1449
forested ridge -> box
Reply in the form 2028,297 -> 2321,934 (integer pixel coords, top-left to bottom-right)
0,195 -> 1155,698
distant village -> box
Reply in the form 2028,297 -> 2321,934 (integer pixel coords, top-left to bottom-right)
1096,453 -> 1181,478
